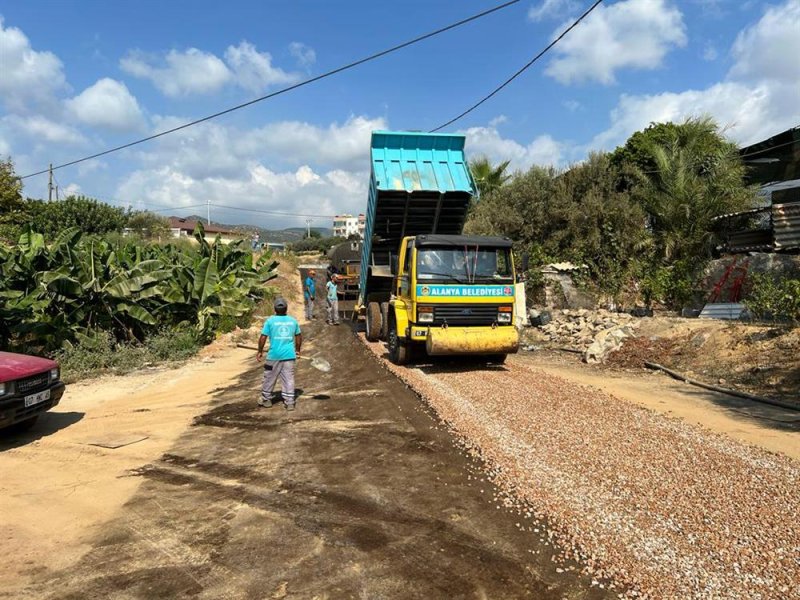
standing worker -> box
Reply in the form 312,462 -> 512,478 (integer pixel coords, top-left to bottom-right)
257,297 -> 302,411
304,269 -> 316,321
326,273 -> 340,325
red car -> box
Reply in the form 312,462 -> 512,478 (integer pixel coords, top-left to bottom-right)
0,352 -> 66,431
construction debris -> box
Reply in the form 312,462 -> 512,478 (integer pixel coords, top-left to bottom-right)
531,308 -> 642,363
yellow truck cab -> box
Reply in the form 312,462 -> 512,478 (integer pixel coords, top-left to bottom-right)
385,234 -> 519,364
357,131 -> 521,365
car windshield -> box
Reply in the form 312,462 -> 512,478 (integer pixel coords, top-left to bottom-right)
416,247 -> 512,282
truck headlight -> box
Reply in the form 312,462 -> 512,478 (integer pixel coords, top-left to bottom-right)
0,382 -> 5,395
497,312 -> 512,324
418,312 -> 434,323
50,368 -> 60,381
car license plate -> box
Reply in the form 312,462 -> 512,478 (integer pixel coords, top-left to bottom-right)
24,389 -> 51,408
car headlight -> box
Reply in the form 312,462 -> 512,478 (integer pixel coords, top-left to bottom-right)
418,312 -> 434,323
497,312 -> 512,323
50,368 -> 60,381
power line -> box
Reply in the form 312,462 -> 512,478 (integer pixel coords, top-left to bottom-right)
430,0 -> 604,132
20,0 -> 521,180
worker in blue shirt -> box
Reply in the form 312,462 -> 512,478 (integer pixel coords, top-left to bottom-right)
326,273 -> 340,325
304,269 -> 316,321
256,297 -> 302,411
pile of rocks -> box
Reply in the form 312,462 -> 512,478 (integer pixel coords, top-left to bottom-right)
531,308 -> 641,363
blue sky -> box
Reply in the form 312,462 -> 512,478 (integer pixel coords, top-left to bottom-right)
1,0 -> 798,229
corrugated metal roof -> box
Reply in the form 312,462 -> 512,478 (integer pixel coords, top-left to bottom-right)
699,303 -> 747,320
773,202 -> 800,250
370,131 -> 476,194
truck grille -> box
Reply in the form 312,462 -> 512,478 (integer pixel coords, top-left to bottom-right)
428,304 -> 505,326
16,373 -> 50,394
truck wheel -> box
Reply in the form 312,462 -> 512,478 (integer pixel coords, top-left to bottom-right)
379,302 -> 389,341
388,318 -> 411,365
487,354 -> 507,365
365,302 -> 381,342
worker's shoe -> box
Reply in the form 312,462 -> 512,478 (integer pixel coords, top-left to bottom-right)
284,403 -> 296,411
257,399 -> 271,408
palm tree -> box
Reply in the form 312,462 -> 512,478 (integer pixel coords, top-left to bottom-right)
469,156 -> 512,197
632,118 -> 754,262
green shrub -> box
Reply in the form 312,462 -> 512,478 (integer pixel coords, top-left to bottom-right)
55,328 -> 201,382
744,273 -> 800,322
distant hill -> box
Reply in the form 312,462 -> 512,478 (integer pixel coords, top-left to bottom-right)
179,215 -> 332,243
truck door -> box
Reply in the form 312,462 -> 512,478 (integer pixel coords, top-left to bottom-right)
398,239 -> 413,298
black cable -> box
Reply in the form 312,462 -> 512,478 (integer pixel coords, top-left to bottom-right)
20,0 -> 521,180
430,0 -> 604,133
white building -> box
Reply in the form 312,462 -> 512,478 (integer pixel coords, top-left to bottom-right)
333,214 -> 366,239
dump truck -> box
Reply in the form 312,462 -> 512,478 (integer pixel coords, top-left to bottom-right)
356,131 -> 523,364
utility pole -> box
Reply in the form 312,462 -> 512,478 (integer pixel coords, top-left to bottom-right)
48,164 -> 54,202
207,198 -> 211,225
305,218 -> 312,238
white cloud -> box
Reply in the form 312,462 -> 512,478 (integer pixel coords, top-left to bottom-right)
2,115 -> 86,145
65,78 -> 145,131
116,163 -> 368,227
235,115 -> 387,171
729,0 -> 800,83
0,17 -> 67,112
0,133 -> 10,157
289,42 -> 316,68
588,0 -> 800,150
114,114 -> 383,227
224,41 -> 300,93
62,183 -> 81,197
464,126 -> 563,170
488,115 -> 508,127
120,48 -> 232,97
528,0 -> 578,22
121,41 -> 302,97
702,43 -> 718,62
563,99 -> 582,112
545,0 -> 687,85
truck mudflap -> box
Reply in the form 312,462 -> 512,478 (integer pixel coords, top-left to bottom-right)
425,326 -> 519,356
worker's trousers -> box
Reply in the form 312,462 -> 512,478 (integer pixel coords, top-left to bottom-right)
304,297 -> 314,320
261,360 -> 296,406
326,298 -> 339,324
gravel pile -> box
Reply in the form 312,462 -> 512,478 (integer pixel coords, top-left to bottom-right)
360,335 -> 800,599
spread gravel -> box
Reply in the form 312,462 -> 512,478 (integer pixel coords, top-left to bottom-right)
361,336 -> 800,599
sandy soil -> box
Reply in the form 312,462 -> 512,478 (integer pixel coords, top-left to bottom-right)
0,347 -> 254,597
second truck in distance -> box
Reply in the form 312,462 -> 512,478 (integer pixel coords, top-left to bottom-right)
356,131 -> 522,365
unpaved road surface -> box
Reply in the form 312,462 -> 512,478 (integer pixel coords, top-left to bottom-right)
2,290 -> 608,598
362,340 -> 800,598
0,347 -> 251,598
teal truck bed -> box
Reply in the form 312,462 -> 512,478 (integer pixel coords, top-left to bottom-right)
357,131 -> 478,306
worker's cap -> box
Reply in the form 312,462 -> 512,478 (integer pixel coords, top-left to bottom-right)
273,297 -> 288,310
308,269 -> 316,275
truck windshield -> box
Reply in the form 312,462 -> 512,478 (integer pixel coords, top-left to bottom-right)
416,247 -> 513,282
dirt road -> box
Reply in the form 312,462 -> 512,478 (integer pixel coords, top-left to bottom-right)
2,285 -> 608,599
0,347 -> 253,598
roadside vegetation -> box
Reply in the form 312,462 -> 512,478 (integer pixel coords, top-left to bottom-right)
467,117 -> 760,310
0,225 -> 277,378
288,229 -> 346,254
